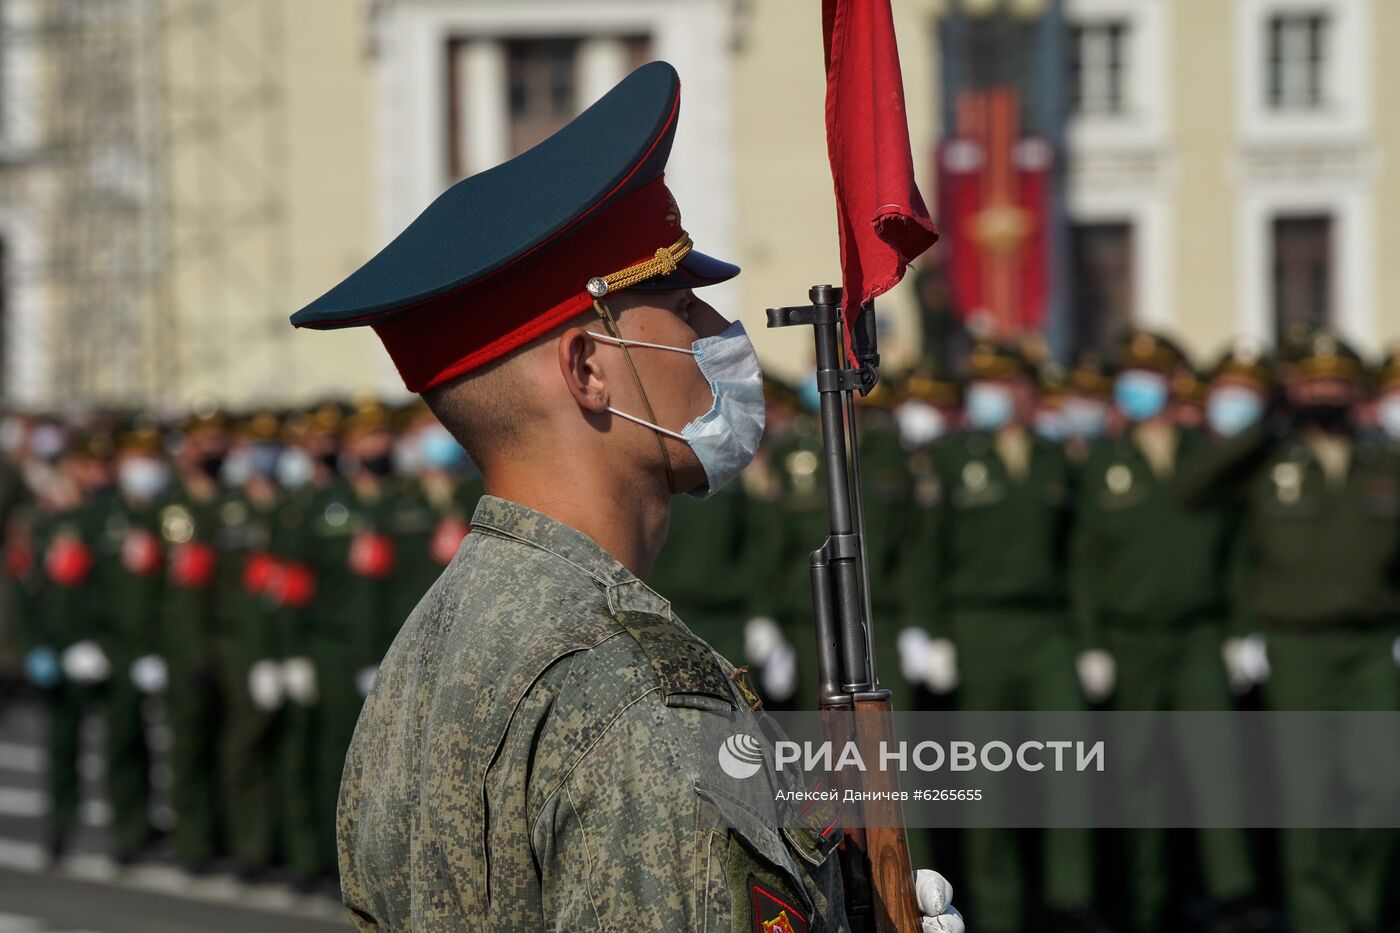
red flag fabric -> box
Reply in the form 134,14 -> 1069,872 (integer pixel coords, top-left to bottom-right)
822,0 -> 939,363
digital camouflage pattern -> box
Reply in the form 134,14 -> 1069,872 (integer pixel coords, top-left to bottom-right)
337,496 -> 847,931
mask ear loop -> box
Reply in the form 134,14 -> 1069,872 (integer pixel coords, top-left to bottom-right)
592,297 -> 678,495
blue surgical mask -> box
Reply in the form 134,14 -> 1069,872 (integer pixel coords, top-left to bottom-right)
1207,386 -> 1265,438
965,382 -> 1014,432
117,457 -> 170,503
1115,371 -> 1169,422
1034,410 -> 1067,442
592,320 -> 765,499
420,426 -> 466,469
1062,397 -> 1109,439
276,448 -> 315,489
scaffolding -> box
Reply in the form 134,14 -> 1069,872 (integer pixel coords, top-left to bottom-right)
0,0 -> 290,409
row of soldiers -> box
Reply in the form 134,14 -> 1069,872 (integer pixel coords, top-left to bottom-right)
663,328 -> 1400,933
1,324 -> 1398,930
0,399 -> 479,890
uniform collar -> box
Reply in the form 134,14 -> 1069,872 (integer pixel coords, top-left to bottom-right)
469,495 -> 668,614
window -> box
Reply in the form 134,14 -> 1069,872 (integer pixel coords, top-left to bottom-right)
1070,222 -> 1134,352
1267,12 -> 1328,110
1069,21 -> 1129,116
1272,214 -> 1332,336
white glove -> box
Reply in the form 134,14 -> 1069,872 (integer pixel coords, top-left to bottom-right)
282,656 -> 319,706
61,640 -> 111,684
916,869 -> 965,933
759,642 -> 797,703
129,654 -> 168,694
898,627 -> 931,684
248,659 -> 285,710
355,664 -> 378,698
1222,635 -> 1270,695
744,616 -> 785,666
1076,649 -> 1116,703
924,638 -> 959,694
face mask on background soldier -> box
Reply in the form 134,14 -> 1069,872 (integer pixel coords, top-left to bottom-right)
1206,386 -> 1266,438
117,456 -> 171,502
964,382 -> 1014,432
1114,370 -> 1169,422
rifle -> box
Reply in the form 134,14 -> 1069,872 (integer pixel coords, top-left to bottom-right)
767,285 -> 921,932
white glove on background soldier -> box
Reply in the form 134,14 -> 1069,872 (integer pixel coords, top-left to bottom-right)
759,642 -> 797,702
1222,635 -> 1270,695
898,628 -> 959,694
744,616 -> 785,666
916,869 -> 965,933
1075,649 -> 1116,703
61,640 -> 111,684
248,659 -> 285,710
282,656 -> 319,706
129,654 -> 168,695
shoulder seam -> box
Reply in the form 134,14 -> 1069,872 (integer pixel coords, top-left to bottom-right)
529,682 -> 664,843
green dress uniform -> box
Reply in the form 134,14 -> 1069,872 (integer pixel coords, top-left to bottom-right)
265,477 -> 324,881
337,497 -> 847,930
159,481 -> 229,865
646,482 -> 753,667
214,489 -> 284,871
1179,418 -> 1400,933
1071,427 -> 1256,929
96,493 -> 165,859
303,477 -> 396,876
37,492 -> 111,854
914,426 -> 1092,931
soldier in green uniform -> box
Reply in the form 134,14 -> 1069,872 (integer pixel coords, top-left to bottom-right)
43,433 -> 118,861
1177,330 -> 1400,933
1071,331 -> 1261,932
159,410 -> 232,869
1061,351 -> 1114,462
904,340 -> 1095,932
1204,341 -> 1272,443
291,63 -> 963,931
268,403 -> 341,884
100,425 -> 172,863
214,411 -> 288,876
299,399 -> 401,881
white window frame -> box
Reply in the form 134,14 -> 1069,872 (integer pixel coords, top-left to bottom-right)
1235,183 -> 1374,348
370,0 -> 737,388
1236,0 -> 1371,144
1066,0 -> 1170,151
1068,187 -> 1172,335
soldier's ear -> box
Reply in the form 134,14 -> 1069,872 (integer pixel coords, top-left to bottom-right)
557,326 -> 609,415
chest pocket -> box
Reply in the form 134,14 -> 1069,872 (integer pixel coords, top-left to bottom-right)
695,780 -> 840,933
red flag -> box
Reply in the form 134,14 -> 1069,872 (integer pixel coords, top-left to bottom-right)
822,0 -> 938,363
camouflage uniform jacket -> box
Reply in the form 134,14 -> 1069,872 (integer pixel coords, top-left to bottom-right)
337,495 -> 847,931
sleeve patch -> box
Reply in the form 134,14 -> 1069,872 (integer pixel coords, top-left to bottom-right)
751,877 -> 809,933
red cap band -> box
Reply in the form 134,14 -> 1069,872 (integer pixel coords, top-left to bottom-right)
374,177 -> 684,392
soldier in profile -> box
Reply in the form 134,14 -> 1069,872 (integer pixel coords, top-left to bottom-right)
290,63 -> 962,931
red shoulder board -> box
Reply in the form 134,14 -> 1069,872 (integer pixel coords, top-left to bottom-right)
751,878 -> 808,933
348,530 -> 396,578
429,516 -> 469,565
243,551 -> 278,594
45,535 -> 94,587
121,529 -> 163,577
169,541 -> 217,589
270,560 -> 317,608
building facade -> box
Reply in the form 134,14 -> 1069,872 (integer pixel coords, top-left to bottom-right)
1,0 -> 1398,407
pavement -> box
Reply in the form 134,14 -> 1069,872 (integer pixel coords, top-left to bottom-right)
0,691 -> 352,931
